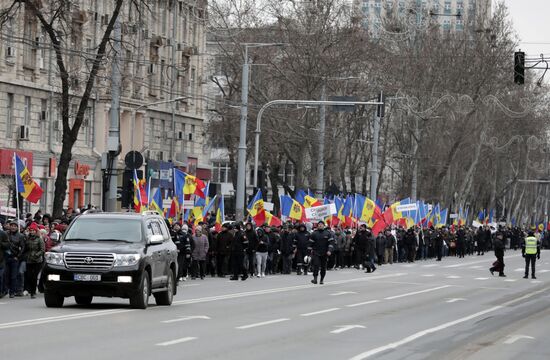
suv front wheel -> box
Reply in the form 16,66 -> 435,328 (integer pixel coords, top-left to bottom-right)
130,272 -> 150,309
44,291 -> 64,308
154,270 -> 175,306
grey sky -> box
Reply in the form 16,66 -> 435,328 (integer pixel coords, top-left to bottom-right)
501,0 -> 550,58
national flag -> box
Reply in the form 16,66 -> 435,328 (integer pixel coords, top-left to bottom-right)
247,189 -> 266,224
174,168 -> 206,199
149,188 -> 163,215
478,209 -> 485,222
280,195 -> 304,221
436,208 -> 448,228
265,211 -> 282,227
14,154 -> 43,203
133,170 -> 142,212
488,209 -> 495,224
381,198 -> 411,226
340,196 -> 354,227
195,182 -> 210,207
332,196 -> 344,226
215,196 -> 225,232
354,194 -> 381,225
295,189 -> 321,208
201,195 -> 217,220
168,196 -> 180,220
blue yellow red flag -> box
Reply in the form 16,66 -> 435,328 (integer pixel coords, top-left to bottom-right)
14,154 -> 43,203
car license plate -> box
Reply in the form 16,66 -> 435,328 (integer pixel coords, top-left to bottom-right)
74,274 -> 101,281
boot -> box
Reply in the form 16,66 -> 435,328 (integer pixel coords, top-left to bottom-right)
311,276 -> 318,284
229,276 -> 239,281
297,267 -> 302,275
320,276 -> 325,285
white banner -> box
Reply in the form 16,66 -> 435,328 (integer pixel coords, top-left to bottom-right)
264,202 -> 274,212
305,203 -> 337,220
183,200 -> 195,208
449,214 -> 458,219
0,206 -> 16,217
396,203 -> 418,212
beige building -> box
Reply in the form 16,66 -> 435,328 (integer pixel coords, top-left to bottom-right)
353,0 -> 492,35
0,0 -> 210,215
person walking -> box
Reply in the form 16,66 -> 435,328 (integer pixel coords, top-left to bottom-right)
255,228 -> 269,277
309,221 -> 334,285
171,222 -> 192,281
191,226 -> 209,280
404,228 -> 417,263
375,231 -> 385,266
244,223 -> 257,276
6,220 -> 25,298
293,224 -> 310,275
456,226 -> 466,258
216,224 -> 232,277
489,231 -> 506,277
352,224 -> 369,269
23,223 -> 45,298
229,223 -> 248,281
522,230 -> 541,279
280,225 -> 294,274
364,229 -> 377,273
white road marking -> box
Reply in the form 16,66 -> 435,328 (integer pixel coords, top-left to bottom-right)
346,300 -> 380,308
531,280 -> 542,284
446,298 -> 466,303
444,254 -> 521,268
0,309 -> 135,330
331,325 -> 366,334
475,277 -> 489,280
300,308 -> 340,317
348,287 -> 550,360
171,273 -> 407,306
503,334 -> 535,345
330,291 -> 357,296
422,264 -> 438,268
469,265 -> 483,269
539,269 -> 549,273
422,274 -> 435,277
446,275 -> 461,279
514,268 -> 524,272
180,284 -> 201,287
504,279 -> 517,282
162,315 -> 211,324
156,337 -> 197,346
236,318 -> 290,329
384,285 -> 451,300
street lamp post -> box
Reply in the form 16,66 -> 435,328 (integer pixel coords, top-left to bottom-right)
235,43 -> 284,221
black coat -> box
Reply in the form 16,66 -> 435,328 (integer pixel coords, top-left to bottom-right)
309,229 -> 334,256
172,230 -> 192,256
294,231 -> 310,253
280,231 -> 294,255
245,228 -> 258,254
216,230 -> 233,255
230,231 -> 248,254
353,230 -> 369,251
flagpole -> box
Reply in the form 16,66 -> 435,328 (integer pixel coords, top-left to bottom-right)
13,153 -> 21,232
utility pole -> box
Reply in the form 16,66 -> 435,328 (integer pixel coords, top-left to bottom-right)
315,81 -> 326,199
370,91 -> 383,201
235,46 -> 249,221
411,110 -> 419,201
105,18 -> 121,212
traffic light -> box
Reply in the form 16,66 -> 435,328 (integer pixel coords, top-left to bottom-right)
514,51 -> 525,85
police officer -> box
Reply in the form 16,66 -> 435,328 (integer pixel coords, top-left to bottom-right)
308,221 -> 334,285
522,230 -> 541,279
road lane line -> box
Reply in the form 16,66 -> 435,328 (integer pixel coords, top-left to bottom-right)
346,300 -> 380,308
444,254 -> 521,268
156,337 -> 197,346
503,335 -> 535,344
422,264 -> 437,268
422,274 -> 435,277
446,276 -> 461,279
301,308 -> 340,317
236,318 -> 290,329
445,298 -> 466,303
539,269 -> 549,273
162,315 -> 211,324
504,279 -> 517,282
349,286 -> 550,360
0,309 -> 134,330
475,277 -> 489,280
330,291 -> 357,296
384,285 -> 451,300
331,325 -> 366,334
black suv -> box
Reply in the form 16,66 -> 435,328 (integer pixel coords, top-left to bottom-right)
42,212 -> 178,309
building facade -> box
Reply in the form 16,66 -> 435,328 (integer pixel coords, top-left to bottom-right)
0,0 -> 210,215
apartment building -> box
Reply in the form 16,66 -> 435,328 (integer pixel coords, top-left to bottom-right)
0,0 -> 210,214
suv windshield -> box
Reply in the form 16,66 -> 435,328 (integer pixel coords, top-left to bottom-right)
64,218 -> 143,243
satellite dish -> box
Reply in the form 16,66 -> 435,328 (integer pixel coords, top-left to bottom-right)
124,151 -> 143,170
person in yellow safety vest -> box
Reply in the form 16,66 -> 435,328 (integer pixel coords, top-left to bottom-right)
522,230 -> 541,279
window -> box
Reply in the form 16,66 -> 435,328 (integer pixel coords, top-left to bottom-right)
40,99 -> 47,142
24,96 -> 31,125
5,19 -> 14,59
444,1 -> 451,13
212,161 -> 231,183
6,93 -> 14,138
278,162 -> 295,187
443,19 -> 451,30
457,1 -> 464,10
23,15 -> 37,69
456,19 -> 464,31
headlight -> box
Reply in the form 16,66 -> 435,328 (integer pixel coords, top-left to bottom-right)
114,254 -> 141,267
45,252 -> 65,266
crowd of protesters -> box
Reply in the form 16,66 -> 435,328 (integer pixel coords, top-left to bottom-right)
1,206 -> 547,300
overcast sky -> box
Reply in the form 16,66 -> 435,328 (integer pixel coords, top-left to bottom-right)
501,0 -> 550,58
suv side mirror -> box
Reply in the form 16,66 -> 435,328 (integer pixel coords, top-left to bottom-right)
148,234 -> 164,245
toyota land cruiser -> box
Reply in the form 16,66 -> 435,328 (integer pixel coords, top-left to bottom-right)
42,212 -> 178,309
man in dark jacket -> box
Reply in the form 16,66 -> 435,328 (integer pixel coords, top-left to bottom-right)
456,226 -> 466,258
244,223 -> 257,276
6,220 -> 25,297
229,223 -> 248,281
489,231 -> 506,277
0,227 -> 9,298
172,222 -> 192,281
308,221 -> 334,284
365,228 -> 377,273
280,225 -> 294,274
352,224 -> 369,269
404,228 -> 417,263
293,224 -> 310,275
384,229 -> 396,264
216,224 -> 233,277
375,232 -> 385,266
266,226 -> 280,275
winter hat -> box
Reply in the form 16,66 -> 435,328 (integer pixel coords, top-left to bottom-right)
28,222 -> 39,231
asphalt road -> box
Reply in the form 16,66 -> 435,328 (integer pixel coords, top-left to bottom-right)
1,250 -> 549,360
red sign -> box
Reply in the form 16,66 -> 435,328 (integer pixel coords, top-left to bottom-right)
49,158 -> 57,178
74,161 -> 90,178
0,149 -> 33,176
